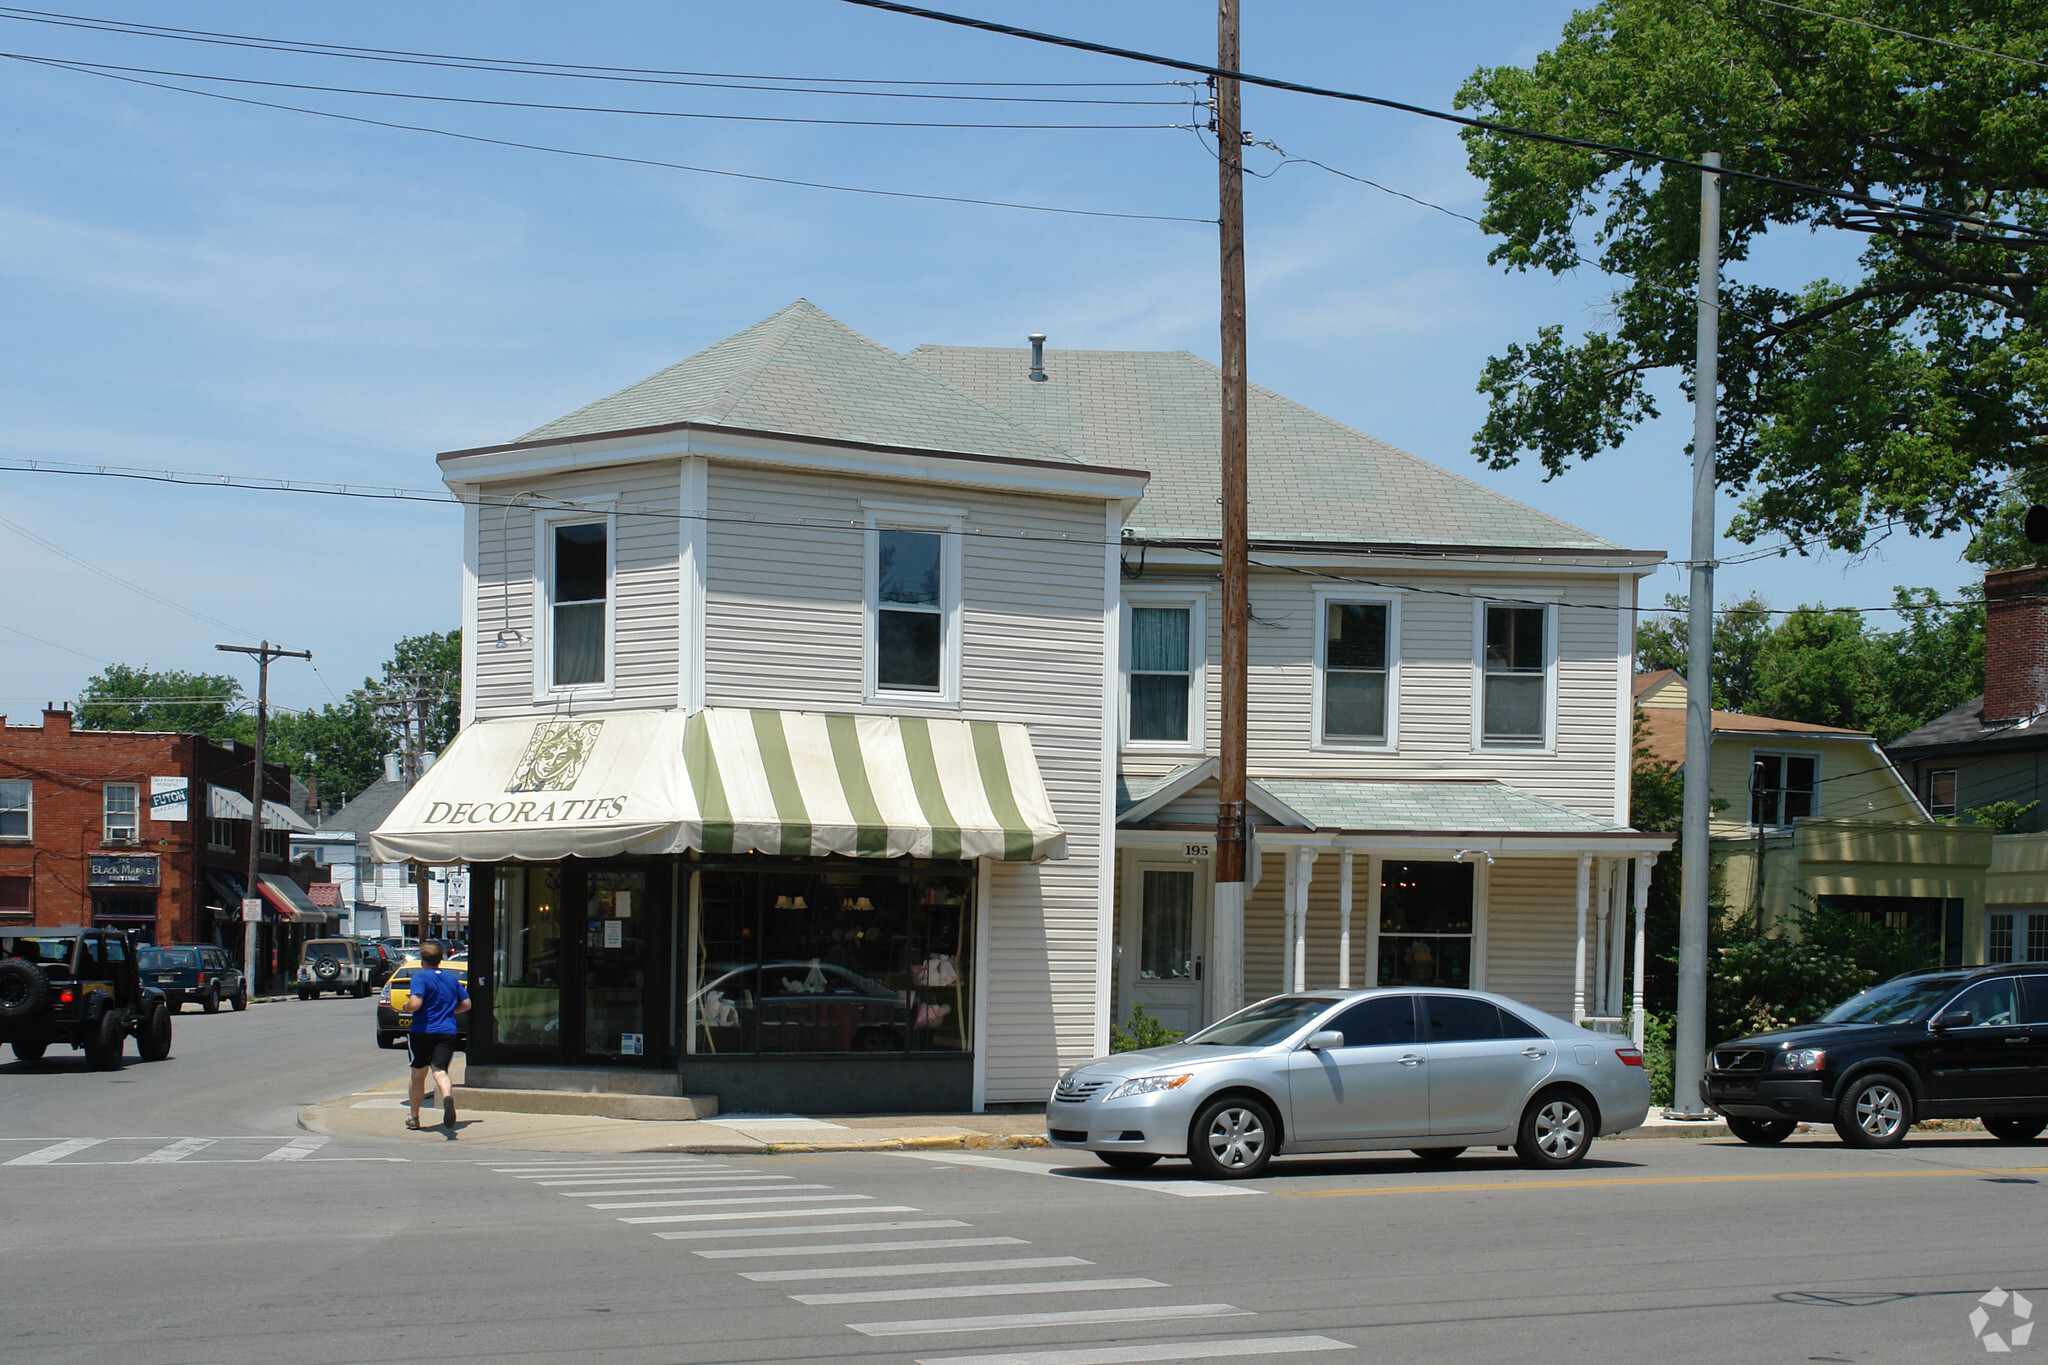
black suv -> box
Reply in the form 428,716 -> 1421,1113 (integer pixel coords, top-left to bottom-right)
0,926 -> 173,1069
1703,965 -> 2048,1148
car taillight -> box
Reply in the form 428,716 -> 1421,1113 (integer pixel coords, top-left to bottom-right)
59,990 -> 74,1005
1616,1047 -> 1644,1067
196,972 -> 208,986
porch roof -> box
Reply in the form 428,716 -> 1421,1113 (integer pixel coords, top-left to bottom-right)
1255,778 -> 1630,837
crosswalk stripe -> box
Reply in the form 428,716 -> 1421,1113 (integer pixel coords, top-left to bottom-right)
5,1139 -> 106,1166
696,1236 -> 1025,1259
912,1335 -> 1356,1365
850,1304 -> 1252,1337
654,1220 -> 972,1242
622,1204 -> 918,1225
135,1138 -> 217,1164
560,1178 -> 795,1195
524,1171 -> 742,1184
896,1152 -> 1260,1198
795,1277 -> 1164,1307
745,1257 -> 1090,1283
261,1137 -> 328,1161
589,1191 -> 855,1210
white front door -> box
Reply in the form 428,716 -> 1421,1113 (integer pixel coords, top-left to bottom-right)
1120,860 -> 1211,1037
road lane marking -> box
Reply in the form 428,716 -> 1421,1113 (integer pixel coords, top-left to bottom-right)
5,1139 -> 106,1165
895,1151 -> 1260,1197
525,1171 -> 742,1184
1279,1164 -> 2048,1199
561,1180 -> 795,1196
655,1219 -> 972,1242
794,1276 -> 1165,1306
622,1204 -> 920,1225
851,1304 -> 1253,1337
913,1335 -> 1355,1365
743,1257 -> 1090,1282
699,1237 -> 1025,1259
135,1138 -> 217,1164
261,1136 -> 328,1161
590,1191 -> 862,1210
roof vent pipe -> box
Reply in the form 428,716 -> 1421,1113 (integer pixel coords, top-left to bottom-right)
1028,333 -> 1048,382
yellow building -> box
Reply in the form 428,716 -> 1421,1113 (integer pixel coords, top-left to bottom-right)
1635,671 -> 1984,964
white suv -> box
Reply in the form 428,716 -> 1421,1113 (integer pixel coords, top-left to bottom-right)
297,939 -> 372,1000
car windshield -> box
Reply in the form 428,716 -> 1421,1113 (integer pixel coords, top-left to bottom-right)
305,942 -> 349,960
1186,996 -> 1338,1047
1819,975 -> 1969,1025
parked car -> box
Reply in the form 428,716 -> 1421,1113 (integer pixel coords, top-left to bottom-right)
297,938 -> 373,1000
137,944 -> 246,1013
375,956 -> 469,1050
1048,989 -> 1650,1178
1702,965 -> 2048,1149
0,926 -> 172,1068
349,940 -> 400,988
693,960 -> 909,1052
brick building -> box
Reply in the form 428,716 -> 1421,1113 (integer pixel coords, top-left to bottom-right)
0,708 -> 334,987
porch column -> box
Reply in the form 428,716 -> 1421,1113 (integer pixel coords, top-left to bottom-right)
1337,850 -> 1355,989
1632,853 -> 1658,1048
1572,853 -> 1593,1024
1593,858 -> 1614,1015
1607,858 -> 1629,1022
1293,847 -> 1318,990
1281,853 -> 1298,993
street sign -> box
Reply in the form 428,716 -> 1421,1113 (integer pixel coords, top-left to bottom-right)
241,897 -> 263,923
87,854 -> 160,887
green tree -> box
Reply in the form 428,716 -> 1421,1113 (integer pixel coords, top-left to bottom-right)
1636,593 -> 1772,711
1459,0 -> 2048,557
369,630 -> 462,754
1872,585 -> 1985,738
1752,605 -> 1882,732
73,664 -> 250,742
265,698 -> 388,806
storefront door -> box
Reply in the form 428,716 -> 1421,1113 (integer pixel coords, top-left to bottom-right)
1121,861 -> 1209,1036
581,865 -> 667,1062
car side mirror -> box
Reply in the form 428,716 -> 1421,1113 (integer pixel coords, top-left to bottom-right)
1304,1030 -> 1345,1051
1934,1010 -> 1974,1031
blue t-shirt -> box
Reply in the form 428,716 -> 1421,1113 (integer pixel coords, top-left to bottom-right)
409,967 -> 468,1035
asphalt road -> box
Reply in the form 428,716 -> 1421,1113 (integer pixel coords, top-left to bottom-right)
4,1008 -> 2044,1365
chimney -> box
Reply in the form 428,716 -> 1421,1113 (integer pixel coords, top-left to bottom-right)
42,708 -> 71,738
1984,567 -> 2048,722
383,752 -> 403,784
1028,333 -> 1048,382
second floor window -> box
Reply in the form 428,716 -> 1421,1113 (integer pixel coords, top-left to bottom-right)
0,779 -> 30,839
550,520 -> 609,689
1129,606 -> 1192,743
874,527 -> 946,694
1321,601 -> 1391,743
1481,604 -> 1548,746
1752,752 -> 1818,827
260,828 -> 287,860
1928,769 -> 1958,818
103,783 -> 139,842
209,817 -> 237,850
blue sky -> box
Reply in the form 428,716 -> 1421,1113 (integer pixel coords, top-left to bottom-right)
0,1 -> 1983,719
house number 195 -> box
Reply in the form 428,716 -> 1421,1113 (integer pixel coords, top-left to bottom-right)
1184,844 -> 1211,858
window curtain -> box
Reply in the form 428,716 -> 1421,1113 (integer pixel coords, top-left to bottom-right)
554,602 -> 605,687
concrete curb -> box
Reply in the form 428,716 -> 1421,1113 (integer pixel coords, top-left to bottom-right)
715,1133 -> 1050,1155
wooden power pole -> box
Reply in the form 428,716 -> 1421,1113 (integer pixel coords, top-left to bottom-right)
1212,0 -> 1250,1022
216,640 -> 311,993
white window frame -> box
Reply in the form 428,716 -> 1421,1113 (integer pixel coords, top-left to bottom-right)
1749,748 -> 1821,830
0,779 -> 30,842
863,502 -> 965,707
103,783 -> 139,843
208,818 -> 237,851
1312,586 -> 1400,751
1120,587 -> 1208,754
1471,599 -> 1558,753
532,501 -> 618,701
1928,768 -> 1959,818
1987,909 -> 2048,965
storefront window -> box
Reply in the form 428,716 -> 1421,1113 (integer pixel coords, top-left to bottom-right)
494,865 -> 561,1046
586,869 -> 647,1056
690,864 -> 972,1056
1378,859 -> 1473,988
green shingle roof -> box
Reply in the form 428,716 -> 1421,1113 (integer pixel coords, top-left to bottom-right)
1252,778 -> 1629,835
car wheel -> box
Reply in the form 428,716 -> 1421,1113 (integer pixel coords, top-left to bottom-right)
1834,1073 -> 1913,1148
1187,1095 -> 1276,1179
1726,1117 -> 1797,1145
1983,1116 -> 2048,1144
232,989 -> 248,1012
11,1039 -> 47,1063
1413,1147 -> 1467,1165
138,1003 -> 172,1062
355,983 -> 371,999
1515,1088 -> 1595,1169
84,1010 -> 126,1070
1096,1152 -> 1161,1172
203,989 -> 221,1015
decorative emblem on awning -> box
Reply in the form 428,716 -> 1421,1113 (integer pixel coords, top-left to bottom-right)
507,720 -> 603,793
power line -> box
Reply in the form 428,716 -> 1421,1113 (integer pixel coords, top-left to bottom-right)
8,52 -> 1192,130
8,55 -> 1214,225
835,0 -> 2048,245
1745,0 -> 2048,73
0,509 -> 261,640
0,618 -> 110,664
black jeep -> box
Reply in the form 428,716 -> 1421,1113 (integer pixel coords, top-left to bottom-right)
0,926 -> 173,1069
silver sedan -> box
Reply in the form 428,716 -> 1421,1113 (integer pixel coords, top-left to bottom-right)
1047,989 -> 1651,1178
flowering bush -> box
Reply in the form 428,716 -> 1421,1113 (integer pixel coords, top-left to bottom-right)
1709,906 -> 1934,1041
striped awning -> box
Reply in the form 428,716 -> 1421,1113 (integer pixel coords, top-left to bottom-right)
369,707 -> 1064,864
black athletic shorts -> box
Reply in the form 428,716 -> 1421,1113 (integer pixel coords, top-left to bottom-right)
409,1033 -> 458,1071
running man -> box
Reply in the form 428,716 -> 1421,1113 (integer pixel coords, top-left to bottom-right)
406,940 -> 469,1131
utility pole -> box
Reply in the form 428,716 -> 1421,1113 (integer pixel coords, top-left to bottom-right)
216,641 -> 312,995
1669,151 -> 1721,1120
1211,0 -> 1250,1023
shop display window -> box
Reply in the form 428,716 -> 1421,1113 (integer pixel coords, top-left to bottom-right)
494,865 -> 561,1046
1378,859 -> 1474,988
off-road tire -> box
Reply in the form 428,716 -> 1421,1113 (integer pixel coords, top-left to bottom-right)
299,988 -> 313,1001
1726,1117 -> 1798,1145
1187,1094 -> 1277,1180
231,988 -> 247,1012
1096,1152 -> 1161,1172
1515,1088 -> 1596,1169
1413,1147 -> 1467,1165
11,1039 -> 47,1063
1983,1115 -> 2048,1144
137,1002 -> 172,1062
84,1009 -> 126,1070
354,982 -> 371,999
203,988 -> 221,1014
0,957 -> 51,1020
1834,1072 -> 1913,1148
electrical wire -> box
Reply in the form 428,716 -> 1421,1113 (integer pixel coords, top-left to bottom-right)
0,510 -> 261,640
835,0 -> 2048,244
0,618 -> 110,664
5,56 -> 1214,225
1744,0 -> 2048,73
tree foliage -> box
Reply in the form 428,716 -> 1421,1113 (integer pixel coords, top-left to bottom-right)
1459,0 -> 2048,556
74,664 -> 249,742
1710,905 -> 1934,1039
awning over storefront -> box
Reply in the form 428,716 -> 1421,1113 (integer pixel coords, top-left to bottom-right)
207,786 -> 314,832
257,873 -> 331,923
369,707 -> 1066,865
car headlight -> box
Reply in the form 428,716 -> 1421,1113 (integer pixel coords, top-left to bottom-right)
1775,1047 -> 1826,1072
1106,1073 -> 1193,1100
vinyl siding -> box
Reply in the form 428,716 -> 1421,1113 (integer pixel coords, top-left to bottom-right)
1480,858 -> 1579,1018
1708,735 -> 1923,837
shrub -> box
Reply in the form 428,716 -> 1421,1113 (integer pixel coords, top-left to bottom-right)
1708,904 -> 1933,1042
1109,1003 -> 1184,1053
1642,1011 -> 1675,1107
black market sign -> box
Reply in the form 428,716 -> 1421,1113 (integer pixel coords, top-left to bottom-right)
88,854 -> 160,888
